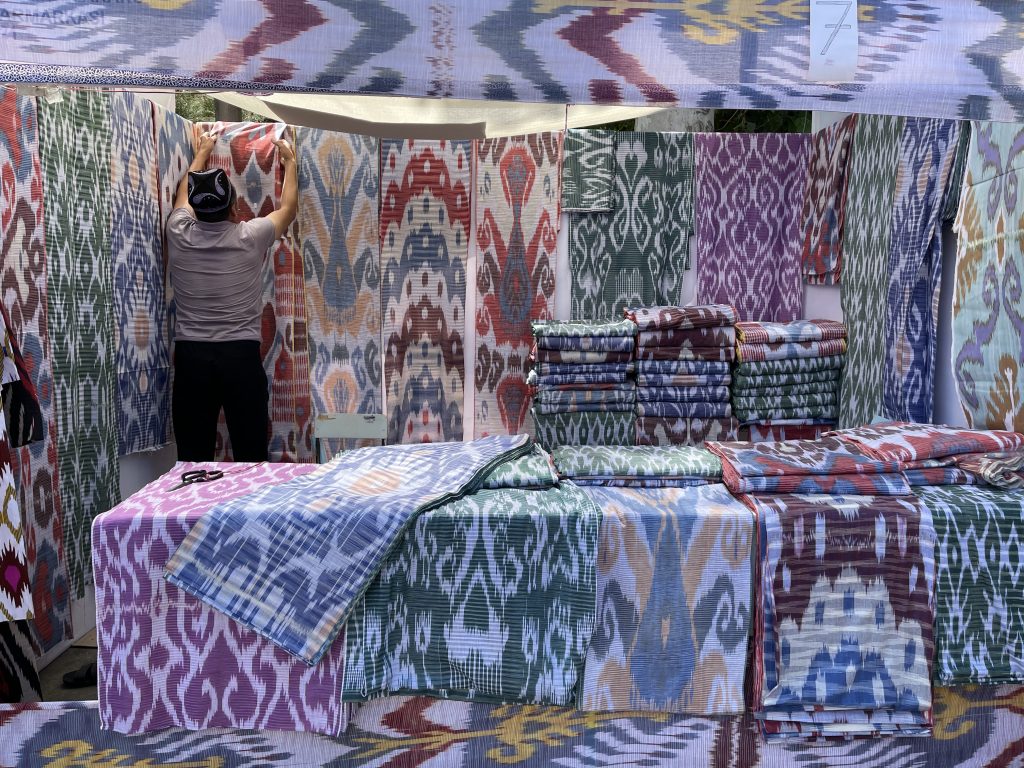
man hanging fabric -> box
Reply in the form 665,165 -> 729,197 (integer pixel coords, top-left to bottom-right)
165,132 -> 298,461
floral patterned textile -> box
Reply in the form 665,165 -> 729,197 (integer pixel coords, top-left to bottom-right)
580,485 -> 751,714
736,339 -> 847,363
735,319 -> 847,345
952,120 -> 1024,432
533,410 -> 634,449
343,483 -> 599,706
165,435 -> 530,665
475,135 -> 560,438
801,115 -> 857,285
695,133 -> 809,322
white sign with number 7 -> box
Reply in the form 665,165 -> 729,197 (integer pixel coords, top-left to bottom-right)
809,0 -> 858,82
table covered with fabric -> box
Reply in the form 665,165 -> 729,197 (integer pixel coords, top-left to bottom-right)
92,461 -> 351,736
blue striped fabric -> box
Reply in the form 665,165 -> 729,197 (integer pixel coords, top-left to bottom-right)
164,435 -> 531,665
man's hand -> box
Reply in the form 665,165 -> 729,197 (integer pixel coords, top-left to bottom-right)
196,131 -> 217,161
274,139 -> 296,165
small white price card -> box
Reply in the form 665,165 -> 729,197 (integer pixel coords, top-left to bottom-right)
809,0 -> 858,82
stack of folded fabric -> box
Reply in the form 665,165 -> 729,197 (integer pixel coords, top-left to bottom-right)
732,320 -> 846,441
707,436 -> 934,739
551,445 -> 721,487
529,319 -> 636,449
626,304 -> 739,446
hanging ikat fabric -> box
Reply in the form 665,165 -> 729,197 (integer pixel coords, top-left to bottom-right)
570,132 -> 694,320
561,129 -> 614,212
0,90 -> 72,654
838,114 -> 904,429
381,139 -> 471,444
883,117 -> 962,424
953,120 -> 1024,432
474,134 -> 559,438
109,92 -> 171,455
695,133 -> 809,322
295,128 -> 382,443
800,115 -> 857,285
0,314 -> 31,622
196,121 -> 312,461
38,90 -> 121,599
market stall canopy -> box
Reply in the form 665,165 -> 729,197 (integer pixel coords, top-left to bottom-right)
0,2 -> 1021,122
210,91 -> 665,138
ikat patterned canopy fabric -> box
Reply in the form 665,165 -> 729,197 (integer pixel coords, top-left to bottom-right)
3,3 -> 1024,123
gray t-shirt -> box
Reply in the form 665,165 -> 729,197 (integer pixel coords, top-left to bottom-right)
166,208 -> 277,342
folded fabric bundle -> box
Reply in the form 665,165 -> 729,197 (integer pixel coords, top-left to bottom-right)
636,417 -> 740,446
903,467 -> 979,486
637,401 -> 733,419
637,373 -> 732,388
533,348 -> 634,365
536,335 -> 635,353
734,355 -> 845,377
735,405 -> 836,422
343,482 -> 600,705
638,359 -> 732,376
752,493 -> 936,739
920,484 -> 1024,684
579,484 -> 751,714
737,471 -> 911,495
626,303 -> 737,331
535,389 -> 636,407
731,392 -> 836,410
482,445 -> 559,490
535,401 -> 635,415
829,422 -> 1024,463
736,319 -> 847,344
741,423 -> 831,443
533,409 -> 635,449
637,345 -> 735,362
954,450 -> 1024,489
637,386 -> 731,403
732,370 -> 840,388
534,362 -> 634,377
736,338 -> 847,362
552,444 -> 722,485
535,382 -> 634,392
530,371 -> 632,387
165,435 -> 531,665
731,380 -> 837,397
533,319 -> 637,338
637,326 -> 736,348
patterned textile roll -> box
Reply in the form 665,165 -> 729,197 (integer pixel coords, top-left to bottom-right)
828,422 -> 1024,463
636,346 -> 735,362
625,304 -> 737,331
736,339 -> 847,362
954,451 -> 1024,489
637,373 -> 732,388
637,360 -> 731,376
636,326 -> 735,349
533,409 -> 635,449
637,402 -> 733,419
731,381 -> 838,398
636,417 -> 740,446
638,386 -> 731,403
533,348 -> 634,365
536,335 -> 635,353
731,392 -> 836,410
533,319 -> 637,338
735,319 -> 847,344
732,370 -> 840,388
734,355 -> 845,377
735,405 -> 837,422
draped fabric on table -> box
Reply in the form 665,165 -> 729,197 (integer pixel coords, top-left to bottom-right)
5,4 -> 1024,124
695,133 -> 809,322
94,462 -> 349,735
0,91 -> 72,657
580,485 -> 751,715
882,117 -> 963,424
838,114 -> 904,429
953,121 -> 1024,432
37,90 -> 121,599
475,134 -> 559,438
165,435 -> 530,666
381,139 -> 471,444
343,482 -> 599,706
10,686 -> 1024,766
196,121 -> 312,461
921,484 -> 1024,686
151,104 -> 193,345
109,92 -> 171,455
800,115 -> 857,285
295,127 -> 382,448
570,131 -> 694,320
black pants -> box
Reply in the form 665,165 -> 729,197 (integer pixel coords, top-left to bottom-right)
173,340 -> 269,462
